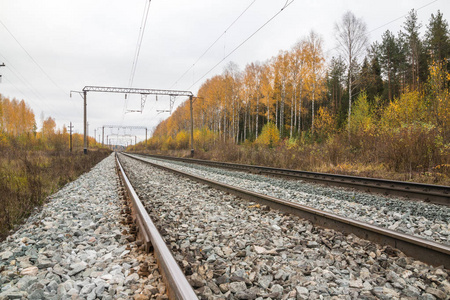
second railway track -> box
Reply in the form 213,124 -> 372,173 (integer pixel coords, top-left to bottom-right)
117,153 -> 450,299
136,154 -> 450,206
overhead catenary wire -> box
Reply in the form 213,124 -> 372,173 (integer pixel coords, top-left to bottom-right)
170,0 -> 257,89
123,0 -> 152,123
187,0 -> 296,91
128,0 -> 152,87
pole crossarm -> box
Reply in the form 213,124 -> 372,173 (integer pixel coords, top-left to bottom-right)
103,125 -> 147,130
83,86 -> 193,97
75,85 -> 193,154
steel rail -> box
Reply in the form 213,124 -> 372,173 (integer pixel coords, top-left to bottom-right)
115,154 -> 197,300
122,152 -> 450,269
134,154 -> 450,206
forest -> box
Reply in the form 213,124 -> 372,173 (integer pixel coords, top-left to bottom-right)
0,95 -> 109,240
133,10 -> 450,184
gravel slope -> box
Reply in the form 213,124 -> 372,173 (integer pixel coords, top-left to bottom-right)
132,154 -> 450,246
0,154 -> 164,300
120,154 -> 450,300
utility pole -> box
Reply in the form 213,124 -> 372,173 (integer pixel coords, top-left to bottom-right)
0,63 -> 5,83
102,126 -> 104,147
94,128 -> 97,145
69,122 -> 73,152
86,122 -> 89,149
83,90 -> 87,154
190,95 -> 194,157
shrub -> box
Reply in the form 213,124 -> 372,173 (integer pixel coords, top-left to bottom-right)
255,123 -> 280,148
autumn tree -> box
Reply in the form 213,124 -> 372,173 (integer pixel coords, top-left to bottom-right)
0,97 -> 35,137
306,31 -> 325,134
42,117 -> 56,138
290,39 -> 309,136
272,51 -> 291,137
335,11 -> 368,132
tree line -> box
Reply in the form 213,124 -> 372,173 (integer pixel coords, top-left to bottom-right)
0,94 -> 99,151
149,10 -> 449,145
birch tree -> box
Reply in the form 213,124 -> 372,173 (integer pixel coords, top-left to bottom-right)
335,11 -> 368,132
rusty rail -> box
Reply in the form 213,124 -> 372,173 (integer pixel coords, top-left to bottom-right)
122,152 -> 450,269
115,154 -> 197,300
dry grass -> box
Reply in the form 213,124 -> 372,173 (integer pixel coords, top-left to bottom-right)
0,148 -> 110,241
133,132 -> 450,186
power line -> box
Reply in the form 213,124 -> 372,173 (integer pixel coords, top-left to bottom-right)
123,0 -> 152,122
187,0 -> 295,90
368,0 -> 438,34
327,0 -> 439,56
128,0 -> 152,87
0,52 -> 70,121
3,76 -> 43,110
0,19 -> 69,98
170,0 -> 257,89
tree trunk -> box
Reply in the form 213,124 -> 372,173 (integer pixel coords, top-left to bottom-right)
312,79 -> 316,134
256,93 -> 259,139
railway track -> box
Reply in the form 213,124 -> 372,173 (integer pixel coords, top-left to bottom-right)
115,154 -> 197,299
120,152 -> 450,270
133,153 -> 450,206
117,152 -> 450,299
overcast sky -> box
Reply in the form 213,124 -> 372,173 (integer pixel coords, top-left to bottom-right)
0,0 -> 448,145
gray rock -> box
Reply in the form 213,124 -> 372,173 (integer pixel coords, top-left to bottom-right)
296,286 -> 309,295
37,258 -> 54,269
16,276 -> 37,290
46,280 -> 58,293
216,275 -> 229,285
270,284 -> 283,296
124,273 -> 139,285
189,273 -> 205,288
80,283 -> 96,295
403,284 -> 421,298
68,262 -> 87,276
28,289 -> 45,300
230,282 -> 247,293
235,290 -> 257,299
258,275 -> 273,289
1,251 -> 13,260
425,287 -> 446,300
306,241 -> 319,248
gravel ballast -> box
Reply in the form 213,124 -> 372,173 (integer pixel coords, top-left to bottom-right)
119,154 -> 450,300
132,154 -> 450,246
0,154 -> 165,300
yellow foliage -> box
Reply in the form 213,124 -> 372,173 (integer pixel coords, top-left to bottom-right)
175,130 -> 189,149
427,60 -> 450,139
315,107 -> 336,138
348,91 -> 376,137
255,123 -> 280,147
380,90 -> 427,129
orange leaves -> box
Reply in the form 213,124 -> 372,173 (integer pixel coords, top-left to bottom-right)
0,96 -> 35,136
42,117 -> 56,137
315,107 -> 336,138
